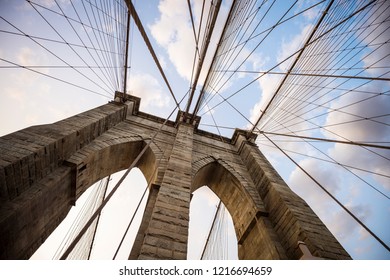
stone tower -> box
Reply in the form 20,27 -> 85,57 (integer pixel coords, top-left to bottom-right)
0,93 -> 350,260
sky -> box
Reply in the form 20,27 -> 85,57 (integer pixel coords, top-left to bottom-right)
0,0 -> 389,260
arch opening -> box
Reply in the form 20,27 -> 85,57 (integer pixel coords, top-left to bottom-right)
193,162 -> 258,236
191,160 -> 260,259
30,138 -> 159,260
31,167 -> 149,259
188,186 -> 238,260
74,140 -> 157,201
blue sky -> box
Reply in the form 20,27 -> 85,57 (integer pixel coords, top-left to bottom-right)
1,0 -> 389,259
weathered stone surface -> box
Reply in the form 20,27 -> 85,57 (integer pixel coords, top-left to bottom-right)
0,94 -> 351,260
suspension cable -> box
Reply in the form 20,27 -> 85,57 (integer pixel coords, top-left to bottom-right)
124,0 -> 180,110
185,0 -> 222,115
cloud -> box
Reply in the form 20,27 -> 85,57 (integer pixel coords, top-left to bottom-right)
12,47 -> 50,84
295,0 -> 322,21
288,157 -> 372,243
249,23 -> 314,128
324,85 -> 390,141
277,24 -> 313,71
149,0 -> 230,85
324,75 -> 390,191
19,0 -> 70,10
158,54 -> 167,70
17,47 -> 37,65
149,0 -> 196,81
127,72 -> 170,111
327,203 -> 372,241
289,157 -> 342,197
248,72 -> 280,127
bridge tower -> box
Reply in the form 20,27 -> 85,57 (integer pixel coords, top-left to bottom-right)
0,93 -> 350,260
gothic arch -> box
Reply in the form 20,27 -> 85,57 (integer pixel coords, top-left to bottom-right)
188,185 -> 238,259
67,135 -> 158,200
192,158 -> 259,247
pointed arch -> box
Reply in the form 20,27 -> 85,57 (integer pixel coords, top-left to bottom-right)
192,157 -> 258,243
188,186 -> 238,260
66,132 -> 159,200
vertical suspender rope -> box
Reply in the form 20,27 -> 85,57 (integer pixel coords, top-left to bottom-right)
201,200 -> 222,260
123,10 -> 131,98
192,0 -> 237,118
87,175 -> 111,260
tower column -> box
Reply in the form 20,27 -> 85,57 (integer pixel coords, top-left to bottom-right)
128,184 -> 160,259
236,131 -> 351,259
136,118 -> 194,260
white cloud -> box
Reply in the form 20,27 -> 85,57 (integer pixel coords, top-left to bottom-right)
289,157 -> 342,197
277,24 -> 313,71
19,0 -> 70,10
327,204 -> 372,241
149,0 -> 195,81
320,1 -> 390,191
149,0 -> 230,85
249,23 -> 314,128
248,72 -> 280,127
158,54 -> 167,70
288,157 -> 372,243
13,47 -> 49,84
127,72 -> 170,110
295,0 -> 322,21
324,81 -> 390,191
17,47 -> 37,65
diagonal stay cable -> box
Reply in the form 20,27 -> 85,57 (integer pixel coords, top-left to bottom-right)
263,133 -> 390,252
251,0 -> 336,132
259,131 -> 390,150
111,179 -> 149,259
256,140 -> 390,181
261,131 -> 390,200
202,0 -> 377,120
111,143 -> 166,259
